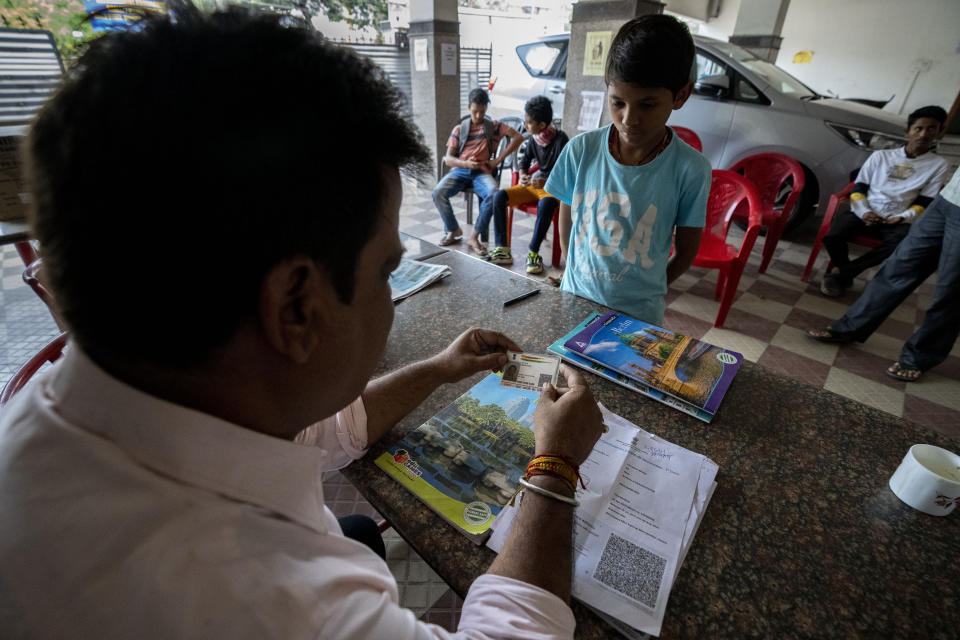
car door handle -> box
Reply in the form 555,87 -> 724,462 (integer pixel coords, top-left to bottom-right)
548,85 -> 564,93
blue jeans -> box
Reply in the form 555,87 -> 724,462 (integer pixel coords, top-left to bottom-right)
832,194 -> 960,371
432,169 -> 498,235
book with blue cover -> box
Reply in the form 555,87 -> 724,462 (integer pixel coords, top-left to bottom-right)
560,311 -> 743,419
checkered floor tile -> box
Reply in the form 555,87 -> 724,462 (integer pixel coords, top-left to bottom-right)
2,173 -> 958,629
395,175 -> 960,436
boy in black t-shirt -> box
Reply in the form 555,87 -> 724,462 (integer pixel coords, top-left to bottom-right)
477,96 -> 569,273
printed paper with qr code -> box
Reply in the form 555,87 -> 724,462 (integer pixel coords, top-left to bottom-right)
500,352 -> 560,391
486,404 -> 717,637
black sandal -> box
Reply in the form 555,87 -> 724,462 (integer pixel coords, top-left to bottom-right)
886,361 -> 922,382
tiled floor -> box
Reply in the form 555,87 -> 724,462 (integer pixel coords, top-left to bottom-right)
2,174 -> 958,632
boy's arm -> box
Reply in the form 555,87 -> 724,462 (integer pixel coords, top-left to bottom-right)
489,126 -> 524,171
444,146 -> 480,170
558,202 -> 572,262
667,226 -> 702,284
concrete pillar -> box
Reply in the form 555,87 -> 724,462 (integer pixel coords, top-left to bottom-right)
728,0 -> 791,63
408,0 -> 460,181
563,0 -> 664,133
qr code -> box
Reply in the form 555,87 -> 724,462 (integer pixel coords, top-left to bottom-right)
593,533 -> 666,608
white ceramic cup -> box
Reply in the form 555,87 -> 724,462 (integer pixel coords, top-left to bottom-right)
888,444 -> 960,516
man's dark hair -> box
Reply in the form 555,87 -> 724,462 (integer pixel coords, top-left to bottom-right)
468,88 -> 490,106
524,96 -> 553,125
605,14 -> 695,95
27,1 -> 430,369
908,105 -> 947,128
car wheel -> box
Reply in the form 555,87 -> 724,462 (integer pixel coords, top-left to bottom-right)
782,165 -> 818,235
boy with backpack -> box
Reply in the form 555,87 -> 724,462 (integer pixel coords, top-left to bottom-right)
477,96 -> 570,274
545,14 -> 710,326
432,88 -> 523,247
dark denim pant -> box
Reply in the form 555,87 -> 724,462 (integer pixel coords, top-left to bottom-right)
822,209 -> 910,285
832,194 -> 960,371
431,169 -> 498,234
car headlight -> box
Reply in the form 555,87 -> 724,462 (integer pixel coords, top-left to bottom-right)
827,122 -> 905,151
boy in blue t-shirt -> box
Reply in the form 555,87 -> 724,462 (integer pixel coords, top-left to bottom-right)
545,14 -> 710,326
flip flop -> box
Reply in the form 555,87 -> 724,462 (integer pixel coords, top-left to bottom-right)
886,361 -> 922,382
467,238 -> 488,256
439,230 -> 463,246
805,327 -> 855,343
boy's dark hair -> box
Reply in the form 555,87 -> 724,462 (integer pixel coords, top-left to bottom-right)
468,88 -> 490,106
524,96 -> 553,125
27,1 -> 430,369
605,14 -> 695,95
908,105 -> 947,128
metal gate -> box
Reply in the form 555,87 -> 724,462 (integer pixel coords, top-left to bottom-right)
339,42 -> 492,116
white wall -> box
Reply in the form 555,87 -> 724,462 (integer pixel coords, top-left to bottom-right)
774,0 -> 960,115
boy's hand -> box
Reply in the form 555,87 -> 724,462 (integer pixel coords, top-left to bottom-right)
531,177 -> 546,189
533,365 -> 604,465
882,216 -> 904,225
519,173 -> 531,186
862,211 -> 883,225
486,158 -> 500,172
466,160 -> 483,171
427,328 -> 520,384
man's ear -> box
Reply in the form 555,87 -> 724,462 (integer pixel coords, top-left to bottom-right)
259,257 -> 332,364
673,81 -> 693,110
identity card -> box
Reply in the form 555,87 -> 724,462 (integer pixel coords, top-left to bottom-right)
500,351 -> 560,391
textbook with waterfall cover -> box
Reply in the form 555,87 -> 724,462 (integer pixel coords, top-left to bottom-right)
375,373 -> 538,544
560,311 -> 742,419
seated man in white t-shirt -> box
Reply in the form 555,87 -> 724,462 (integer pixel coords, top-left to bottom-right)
0,4 -> 605,638
820,105 -> 949,296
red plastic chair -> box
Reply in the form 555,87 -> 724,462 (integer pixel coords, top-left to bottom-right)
801,181 -> 881,282
728,153 -> 805,274
505,160 -> 563,268
22,259 -> 66,330
672,126 -> 702,152
0,332 -> 69,406
691,170 -> 763,328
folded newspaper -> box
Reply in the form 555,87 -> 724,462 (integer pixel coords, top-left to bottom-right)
486,405 -> 718,638
389,258 -> 451,301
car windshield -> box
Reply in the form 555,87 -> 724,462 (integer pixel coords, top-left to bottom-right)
708,40 -> 817,98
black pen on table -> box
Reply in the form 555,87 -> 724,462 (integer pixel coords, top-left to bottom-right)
502,288 -> 540,307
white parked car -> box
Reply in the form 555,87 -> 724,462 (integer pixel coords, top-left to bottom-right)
488,33 -> 960,232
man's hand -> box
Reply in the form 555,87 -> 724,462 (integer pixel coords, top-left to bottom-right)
485,158 -> 500,172
533,365 -> 604,465
427,328 -> 520,384
882,216 -> 904,225
862,211 -> 883,225
466,160 -> 483,171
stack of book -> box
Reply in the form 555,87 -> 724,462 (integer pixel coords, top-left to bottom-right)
550,311 -> 743,422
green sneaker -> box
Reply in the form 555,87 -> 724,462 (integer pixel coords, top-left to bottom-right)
487,246 -> 513,265
526,251 -> 544,274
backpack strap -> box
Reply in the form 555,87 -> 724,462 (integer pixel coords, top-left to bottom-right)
457,117 -> 471,157
482,118 -> 496,159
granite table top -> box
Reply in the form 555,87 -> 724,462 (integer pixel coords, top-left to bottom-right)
342,248 -> 960,639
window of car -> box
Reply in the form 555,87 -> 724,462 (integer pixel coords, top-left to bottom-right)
695,49 -> 771,105
708,40 -> 817,99
516,40 -> 565,79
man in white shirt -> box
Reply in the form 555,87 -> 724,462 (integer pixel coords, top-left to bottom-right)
0,3 -> 604,638
820,105 -> 949,296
